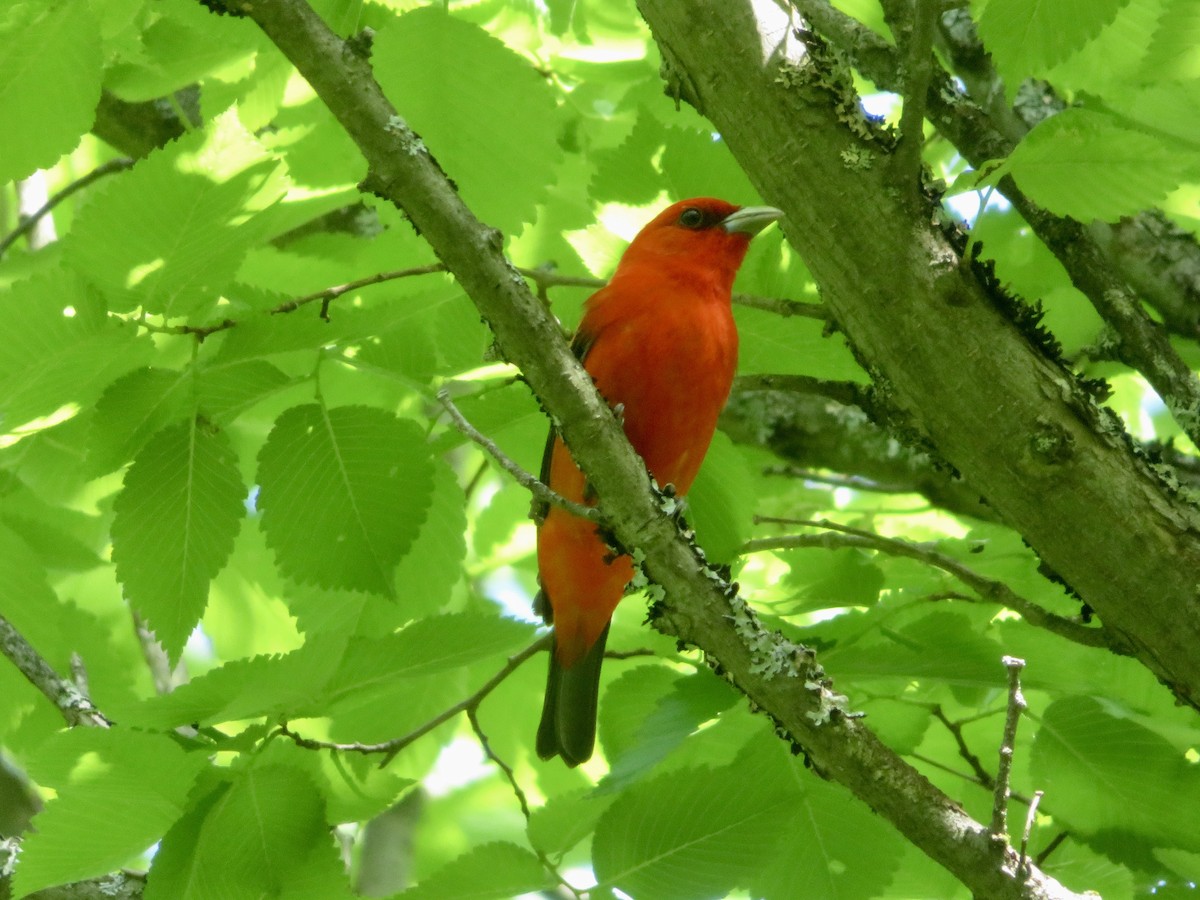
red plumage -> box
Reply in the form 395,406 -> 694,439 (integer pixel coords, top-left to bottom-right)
536,197 -> 782,766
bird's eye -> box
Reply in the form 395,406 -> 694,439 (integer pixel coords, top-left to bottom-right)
678,207 -> 706,229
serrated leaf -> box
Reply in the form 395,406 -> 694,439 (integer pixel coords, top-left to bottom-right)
105,0 -> 261,102
373,7 -> 561,232
255,404 -> 435,595
322,612 -> 536,710
0,2 -> 102,183
111,418 -> 247,662
147,765 -> 333,900
976,0 -> 1132,88
67,111 -> 287,318
197,359 -> 296,422
14,730 -> 207,897
0,271 -> 153,434
592,761 -> 792,899
998,108 -> 1188,222
742,740 -> 904,900
1141,0 -> 1200,79
118,632 -> 348,729
391,459 -> 468,618
87,367 -> 193,476
1030,696 -> 1200,851
590,111 -> 668,203
399,842 -> 549,899
528,790 -> 614,858
604,669 -> 739,788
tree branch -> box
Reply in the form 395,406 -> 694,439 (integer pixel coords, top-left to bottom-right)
437,387 -> 600,523
744,518 -> 1121,652
0,614 -> 110,729
644,0 -> 1200,714
801,0 -> 1200,448
229,0 -> 1093,895
0,160 -> 134,260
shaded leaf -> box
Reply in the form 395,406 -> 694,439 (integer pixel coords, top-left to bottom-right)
399,842 -> 549,899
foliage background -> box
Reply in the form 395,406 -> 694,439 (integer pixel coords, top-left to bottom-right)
0,0 -> 1199,898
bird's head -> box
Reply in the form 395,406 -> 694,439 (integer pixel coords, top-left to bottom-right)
615,197 -> 783,286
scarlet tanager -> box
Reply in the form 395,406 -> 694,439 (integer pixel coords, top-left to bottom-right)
536,197 -> 783,766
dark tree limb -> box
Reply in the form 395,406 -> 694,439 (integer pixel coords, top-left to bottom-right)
797,0 -> 1200,448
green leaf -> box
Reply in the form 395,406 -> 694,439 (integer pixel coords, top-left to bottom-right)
14,730 -> 207,897
0,271 -> 153,435
592,760 -> 792,899
997,108 -> 1189,222
976,0 -> 1132,87
1030,696 -> 1200,851
0,2 -> 102,183
398,842 -> 549,899
373,7 -> 561,233
744,740 -> 904,900
685,432 -> 756,565
822,610 -> 1005,704
390,459 -> 468,619
111,418 -> 247,662
197,359 -> 296,423
1141,0 -> 1200,79
67,111 -> 288,318
86,367 -> 193,476
590,111 -> 668,204
147,764 -> 336,900
603,669 -> 739,788
528,790 -> 614,858
322,612 -> 536,710
105,0 -> 261,102
783,546 -> 887,610
118,632 -> 348,729
255,404 -> 435,595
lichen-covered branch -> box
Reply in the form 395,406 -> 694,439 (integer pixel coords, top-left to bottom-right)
225,0 -> 1092,895
0,614 -> 109,729
798,0 -> 1200,449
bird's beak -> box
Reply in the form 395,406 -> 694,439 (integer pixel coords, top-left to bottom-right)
721,205 -> 784,236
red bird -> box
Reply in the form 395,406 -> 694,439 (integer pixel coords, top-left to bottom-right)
535,197 -> 783,766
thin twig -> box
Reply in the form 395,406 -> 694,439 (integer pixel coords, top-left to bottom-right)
1017,789 -> 1044,879
277,635 -> 550,762
0,158 -> 135,259
437,388 -> 601,523
732,292 -> 828,320
762,468 -> 915,495
467,707 -> 531,819
118,259 -> 815,342
1035,830 -> 1069,866
745,518 -> 1120,652
733,373 -> 874,414
931,704 -> 994,787
466,708 -> 585,900
0,613 -> 110,728
893,0 -> 938,191
132,610 -> 180,695
990,656 -> 1027,841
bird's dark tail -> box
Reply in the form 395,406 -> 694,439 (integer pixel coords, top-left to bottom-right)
536,623 -> 609,767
